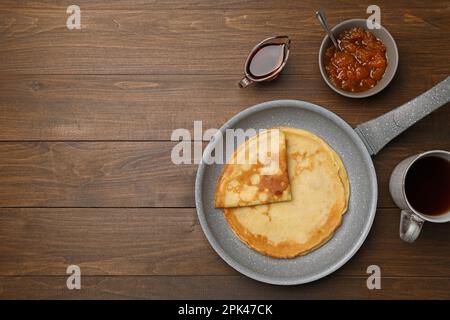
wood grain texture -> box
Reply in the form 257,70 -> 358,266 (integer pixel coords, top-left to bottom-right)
0,6 -> 449,75
0,208 -> 449,278
0,276 -> 449,300
1,0 -> 448,10
0,0 -> 449,299
0,142 -> 195,207
0,74 -> 448,141
0,141 -> 449,208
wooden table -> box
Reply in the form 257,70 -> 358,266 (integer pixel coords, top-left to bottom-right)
0,0 -> 449,299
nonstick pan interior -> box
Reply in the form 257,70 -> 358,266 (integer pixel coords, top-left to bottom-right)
195,100 -> 377,285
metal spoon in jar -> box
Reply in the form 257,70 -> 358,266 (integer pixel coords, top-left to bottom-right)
315,9 -> 339,50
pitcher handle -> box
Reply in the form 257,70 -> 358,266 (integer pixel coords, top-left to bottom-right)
238,77 -> 252,88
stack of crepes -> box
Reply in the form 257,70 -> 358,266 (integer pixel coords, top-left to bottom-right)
215,128 -> 349,258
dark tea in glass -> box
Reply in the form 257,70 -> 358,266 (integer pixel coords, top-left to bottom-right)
405,155 -> 450,216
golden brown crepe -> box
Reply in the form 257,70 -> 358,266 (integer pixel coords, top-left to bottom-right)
223,127 -> 350,258
214,129 -> 292,208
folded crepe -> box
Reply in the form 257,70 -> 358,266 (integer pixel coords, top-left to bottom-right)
221,127 -> 350,258
215,128 -> 292,208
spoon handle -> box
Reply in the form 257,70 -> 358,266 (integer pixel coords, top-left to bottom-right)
315,10 -> 339,49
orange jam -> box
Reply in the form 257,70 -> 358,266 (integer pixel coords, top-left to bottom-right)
324,27 -> 387,92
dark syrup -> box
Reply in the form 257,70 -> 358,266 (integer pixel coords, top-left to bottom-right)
248,44 -> 286,78
404,156 -> 450,216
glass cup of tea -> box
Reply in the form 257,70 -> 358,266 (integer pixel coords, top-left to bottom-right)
389,150 -> 450,242
238,36 -> 291,88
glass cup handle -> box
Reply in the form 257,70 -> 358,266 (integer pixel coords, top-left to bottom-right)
400,210 -> 424,243
238,77 -> 252,88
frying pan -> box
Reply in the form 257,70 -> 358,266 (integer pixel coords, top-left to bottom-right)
195,76 -> 450,285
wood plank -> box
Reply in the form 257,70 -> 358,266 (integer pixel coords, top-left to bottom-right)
0,142 -> 195,207
0,208 -> 449,277
0,275 -> 448,299
0,142 -> 449,207
0,74 -> 448,141
0,0 -> 448,12
0,8 -> 449,75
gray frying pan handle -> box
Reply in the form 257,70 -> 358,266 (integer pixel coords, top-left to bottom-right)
355,76 -> 450,155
